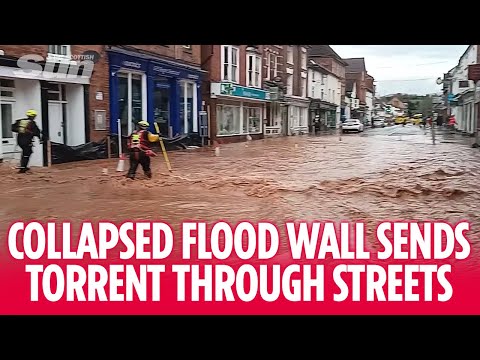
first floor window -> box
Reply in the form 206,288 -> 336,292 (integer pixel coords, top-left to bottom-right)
217,105 -> 241,136
247,54 -> 261,88
222,45 -> 239,83
286,75 -> 293,95
243,107 -> 261,134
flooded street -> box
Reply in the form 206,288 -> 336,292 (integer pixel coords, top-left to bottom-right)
1,125 -> 480,262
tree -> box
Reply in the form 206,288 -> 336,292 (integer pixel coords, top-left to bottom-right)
418,96 -> 433,116
407,101 -> 417,117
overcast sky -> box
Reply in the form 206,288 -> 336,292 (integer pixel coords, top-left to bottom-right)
330,45 -> 468,97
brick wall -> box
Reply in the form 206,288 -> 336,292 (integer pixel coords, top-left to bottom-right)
71,45 -> 109,142
125,45 -> 201,66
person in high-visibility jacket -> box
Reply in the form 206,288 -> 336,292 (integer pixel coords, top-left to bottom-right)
126,120 -> 159,179
11,109 -> 44,173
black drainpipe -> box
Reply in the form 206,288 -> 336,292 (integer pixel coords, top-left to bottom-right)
84,84 -> 90,143
40,80 -> 49,167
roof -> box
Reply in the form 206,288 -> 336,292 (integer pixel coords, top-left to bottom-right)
308,45 -> 348,65
308,59 -> 336,77
344,58 -> 366,73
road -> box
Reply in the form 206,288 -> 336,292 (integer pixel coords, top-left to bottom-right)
1,124 -> 479,262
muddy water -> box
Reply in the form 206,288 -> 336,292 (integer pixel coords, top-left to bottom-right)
1,125 -> 479,262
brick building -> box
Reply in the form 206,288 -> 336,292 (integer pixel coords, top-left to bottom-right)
0,44 -> 205,166
106,45 -> 204,140
201,45 -> 270,144
0,44 -> 108,166
308,45 -> 347,130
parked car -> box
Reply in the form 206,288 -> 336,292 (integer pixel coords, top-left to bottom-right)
342,119 -> 364,133
373,118 -> 385,128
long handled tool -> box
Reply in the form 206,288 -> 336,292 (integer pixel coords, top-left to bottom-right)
154,122 -> 172,172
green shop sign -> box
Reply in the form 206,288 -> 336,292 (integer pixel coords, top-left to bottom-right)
220,82 -> 269,100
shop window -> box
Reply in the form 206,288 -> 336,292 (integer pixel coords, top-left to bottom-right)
1,78 -> 15,139
246,54 -> 261,88
217,105 -> 240,136
222,45 -> 239,83
154,77 -> 170,136
117,72 -> 145,136
243,107 -> 262,134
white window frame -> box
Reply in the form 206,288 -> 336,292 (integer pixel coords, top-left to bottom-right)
246,54 -> 262,88
301,49 -> 307,70
182,45 -> 191,49
286,74 -> 293,96
266,53 -> 272,80
217,104 -> 241,136
243,106 -> 262,134
180,80 -> 198,134
118,71 -> 148,134
0,78 -> 16,142
287,46 -> 294,64
274,55 -> 279,78
47,45 -> 72,63
301,77 -> 306,98
221,45 -> 239,83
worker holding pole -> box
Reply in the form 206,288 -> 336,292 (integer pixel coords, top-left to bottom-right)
125,120 -> 159,180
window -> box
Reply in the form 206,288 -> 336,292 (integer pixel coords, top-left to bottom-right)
247,54 -> 261,88
222,45 -> 239,83
243,107 -> 262,134
459,80 -> 469,88
118,72 -> 145,136
179,80 -> 197,134
48,45 -> 70,56
321,74 -> 326,85
321,89 -> 324,100
1,78 -> 15,140
46,82 -> 66,101
266,53 -> 271,80
301,50 -> 307,70
217,105 -> 241,136
274,56 -> 279,78
287,46 -> 293,64
301,77 -> 306,97
287,74 -> 293,95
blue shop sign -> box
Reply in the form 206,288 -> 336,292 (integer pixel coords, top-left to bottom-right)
150,62 -> 202,81
108,52 -> 149,72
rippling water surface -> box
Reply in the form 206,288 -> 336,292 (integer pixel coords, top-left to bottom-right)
1,125 -> 479,263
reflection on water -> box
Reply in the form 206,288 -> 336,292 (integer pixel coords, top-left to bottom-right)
0,125 -> 479,262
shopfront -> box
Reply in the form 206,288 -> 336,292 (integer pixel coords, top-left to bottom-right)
210,82 -> 269,143
285,97 -> 309,136
108,49 -> 203,138
309,99 -> 338,132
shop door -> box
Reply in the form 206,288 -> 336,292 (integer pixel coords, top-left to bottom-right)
154,79 -> 171,137
48,102 -> 64,144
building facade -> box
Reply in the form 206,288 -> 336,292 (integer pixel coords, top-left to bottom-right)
448,45 -> 478,134
307,61 -> 342,130
107,45 -> 204,139
262,45 -> 286,136
308,45 -> 347,125
0,44 -> 108,166
283,45 -> 310,136
344,58 -> 368,124
201,45 -> 270,144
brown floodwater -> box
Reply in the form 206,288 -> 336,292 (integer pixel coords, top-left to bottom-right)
1,125 -> 479,262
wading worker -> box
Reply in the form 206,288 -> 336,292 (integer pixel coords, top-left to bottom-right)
11,109 -> 44,173
126,120 -> 159,180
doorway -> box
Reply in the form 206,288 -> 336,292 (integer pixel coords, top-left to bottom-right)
48,102 -> 64,143
1,79 -> 17,156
